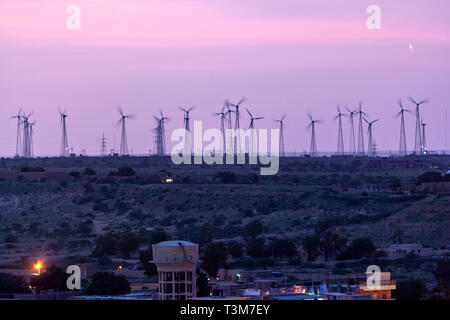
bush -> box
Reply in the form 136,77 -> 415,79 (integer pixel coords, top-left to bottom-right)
214,171 -> 236,183
29,265 -> 68,291
0,272 -> 29,293
338,238 -> 376,260
393,279 -> 427,300
202,242 -> 228,277
269,239 -> 298,258
85,272 -> 131,295
227,241 -> 244,258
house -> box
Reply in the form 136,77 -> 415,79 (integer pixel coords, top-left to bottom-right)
388,244 -> 433,257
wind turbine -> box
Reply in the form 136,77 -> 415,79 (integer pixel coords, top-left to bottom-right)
59,109 -> 69,157
213,102 -> 227,154
346,106 -> 357,155
180,106 -> 195,155
246,108 -> 263,155
10,108 -> 22,157
154,110 -> 169,156
230,97 -> 246,154
225,101 -> 234,154
395,99 -> 411,156
307,113 -> 321,157
21,112 -> 33,158
29,120 -> 36,158
364,117 -> 379,157
357,103 -> 368,156
116,105 -> 135,156
335,105 -> 346,155
408,96 -> 429,154
422,121 -> 428,154
274,114 -> 286,157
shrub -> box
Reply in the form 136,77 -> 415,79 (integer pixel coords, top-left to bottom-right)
85,272 -> 131,295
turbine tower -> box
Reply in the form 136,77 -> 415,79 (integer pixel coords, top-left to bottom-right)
422,122 -> 428,154
346,107 -> 357,155
274,114 -> 286,157
225,101 -> 234,154
21,112 -> 33,158
357,103 -> 367,156
180,106 -> 195,155
364,118 -> 379,157
307,113 -> 320,157
59,109 -> 69,157
29,121 -> 36,158
230,97 -> 246,154
11,108 -> 22,157
154,111 -> 169,156
246,108 -> 264,155
116,105 -> 135,156
396,99 -> 411,156
213,102 -> 227,154
335,105 -> 346,155
408,96 -> 429,154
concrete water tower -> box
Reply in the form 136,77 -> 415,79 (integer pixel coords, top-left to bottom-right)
152,240 -> 199,300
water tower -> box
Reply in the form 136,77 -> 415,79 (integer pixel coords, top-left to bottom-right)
152,240 -> 199,300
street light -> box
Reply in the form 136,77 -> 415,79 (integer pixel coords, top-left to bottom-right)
34,261 -> 42,275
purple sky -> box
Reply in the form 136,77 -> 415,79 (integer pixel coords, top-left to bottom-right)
1,0 -> 449,156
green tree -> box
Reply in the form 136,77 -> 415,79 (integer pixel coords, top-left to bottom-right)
93,232 -> 118,256
117,232 -> 140,258
302,235 -> 322,262
0,272 -> 29,294
246,238 -> 269,258
269,239 -> 298,258
85,272 -> 131,295
29,265 -> 67,291
320,231 -> 347,261
242,220 -> 263,241
434,258 -> 450,296
202,242 -> 228,277
196,270 -> 210,297
338,238 -> 376,260
393,279 -> 427,300
227,241 -> 244,258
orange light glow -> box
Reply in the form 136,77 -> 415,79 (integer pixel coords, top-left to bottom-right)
34,261 -> 42,274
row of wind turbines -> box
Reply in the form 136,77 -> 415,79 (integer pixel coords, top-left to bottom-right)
10,96 -> 429,158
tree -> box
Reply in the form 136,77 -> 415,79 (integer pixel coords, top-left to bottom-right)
302,235 -> 322,262
227,241 -> 243,258
338,238 -> 376,260
117,232 -> 140,258
196,270 -> 210,297
202,242 -> 228,277
320,231 -> 347,261
138,248 -> 157,277
393,279 -> 427,300
117,167 -> 135,177
29,265 -> 67,291
0,272 -> 29,294
93,232 -> 118,256
246,238 -> 269,258
214,171 -> 236,183
435,258 -> 450,296
242,220 -> 263,241
269,239 -> 298,258
83,167 -> 96,176
85,272 -> 131,295
151,230 -> 168,244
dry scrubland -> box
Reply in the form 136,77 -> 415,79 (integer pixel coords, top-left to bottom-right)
0,155 -> 449,284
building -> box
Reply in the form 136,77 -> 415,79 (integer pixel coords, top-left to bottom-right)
388,244 -> 433,257
152,240 -> 198,300
358,272 -> 396,300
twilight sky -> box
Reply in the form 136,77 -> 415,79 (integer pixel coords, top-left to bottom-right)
1,0 -> 449,156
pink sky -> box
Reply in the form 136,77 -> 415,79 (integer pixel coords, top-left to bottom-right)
0,0 -> 450,156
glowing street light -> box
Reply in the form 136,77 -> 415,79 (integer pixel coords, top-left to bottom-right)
34,261 -> 42,275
